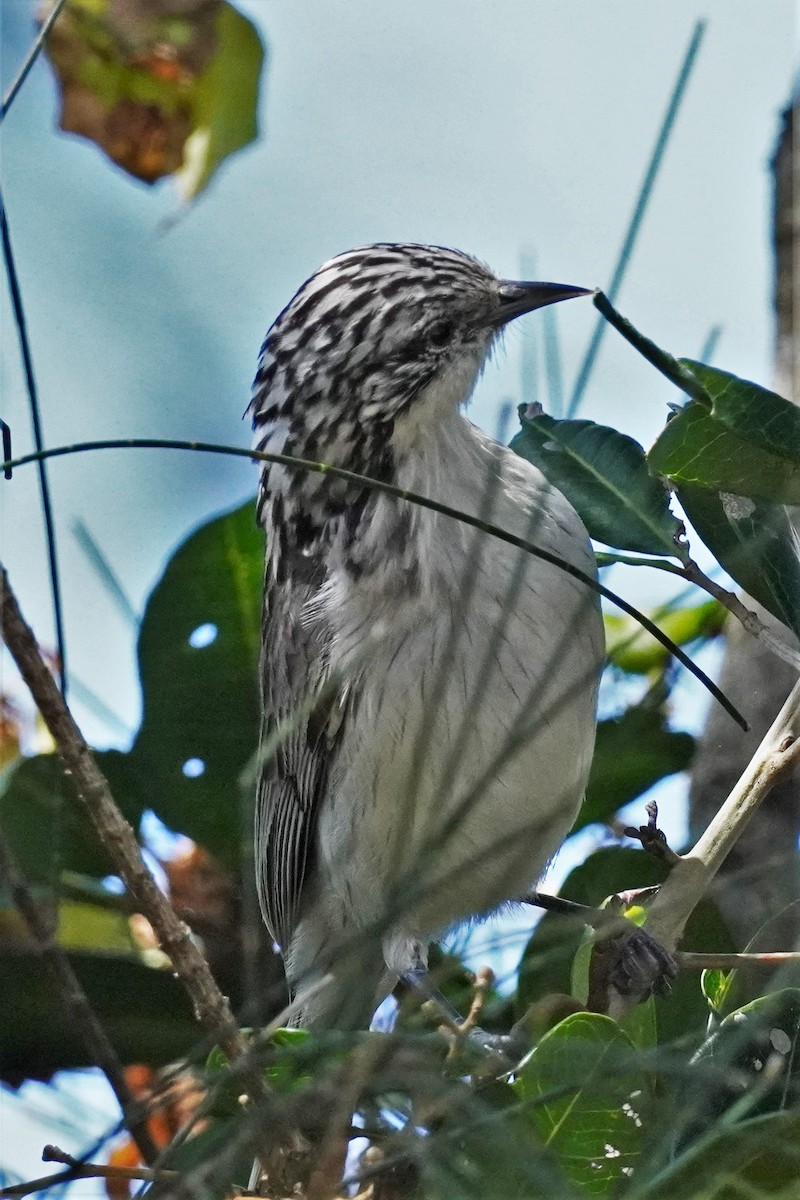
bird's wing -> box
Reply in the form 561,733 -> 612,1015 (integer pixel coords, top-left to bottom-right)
255,542 -> 342,952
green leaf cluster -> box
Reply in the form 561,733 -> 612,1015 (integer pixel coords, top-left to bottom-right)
1,300 -> 798,1196
511,334 -> 800,639
0,478 -> 720,1081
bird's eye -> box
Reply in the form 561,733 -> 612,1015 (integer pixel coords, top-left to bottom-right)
427,318 -> 454,348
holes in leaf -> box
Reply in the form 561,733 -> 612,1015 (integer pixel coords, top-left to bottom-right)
182,758 -> 205,778
188,622 -> 218,649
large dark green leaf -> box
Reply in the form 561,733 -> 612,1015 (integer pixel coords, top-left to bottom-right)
0,948 -> 199,1082
678,483 -> 800,638
680,359 -> 800,465
649,401 -> 800,504
645,993 -> 800,1197
0,751 -> 144,893
641,1111 -> 800,1199
511,409 -> 684,557
690,989 -> 800,1122
576,705 -> 695,833
131,500 -> 263,866
513,1012 -> 650,1197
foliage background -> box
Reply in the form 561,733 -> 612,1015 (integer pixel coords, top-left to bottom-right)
1,0 -> 795,749
0,0 -> 797,1194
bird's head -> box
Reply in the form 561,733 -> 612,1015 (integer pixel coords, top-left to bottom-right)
250,243 -> 588,497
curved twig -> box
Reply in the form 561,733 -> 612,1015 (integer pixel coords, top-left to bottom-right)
1,437 -> 747,729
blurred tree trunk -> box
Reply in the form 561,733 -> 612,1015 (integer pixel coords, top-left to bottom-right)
688,95 -> 800,951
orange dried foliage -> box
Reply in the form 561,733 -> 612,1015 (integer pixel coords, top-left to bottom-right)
106,1064 -> 204,1199
166,844 -> 235,930
0,696 -> 22,769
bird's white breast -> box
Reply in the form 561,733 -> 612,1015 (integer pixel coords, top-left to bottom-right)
315,413 -> 604,960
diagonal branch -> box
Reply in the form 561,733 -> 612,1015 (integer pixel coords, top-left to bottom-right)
0,0 -> 68,122
1,437 -> 747,729
0,1144 -> 178,1200
0,561 -> 245,1061
597,550 -> 800,671
617,672 -> 800,1013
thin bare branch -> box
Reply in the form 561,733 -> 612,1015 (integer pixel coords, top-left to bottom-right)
44,1143 -> 177,1181
0,1144 -> 178,1200
1,1169 -> 83,1198
681,557 -> 800,671
1,436 -> 747,729
597,550 -> 800,671
0,0 -> 68,122
676,950 -> 800,970
627,673 -> 800,1004
0,562 -> 245,1061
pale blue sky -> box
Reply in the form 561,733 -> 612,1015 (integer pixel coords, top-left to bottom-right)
1,0 -> 796,744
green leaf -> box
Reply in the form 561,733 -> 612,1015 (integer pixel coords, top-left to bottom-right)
641,1111 -> 800,1199
131,500 -> 263,866
157,1114 -> 254,1198
649,401 -> 800,504
701,968 -> 735,1016
0,752 -> 144,893
177,3 -> 265,200
222,1026 -> 312,1096
57,899 -> 135,952
646,994 -> 800,1197
680,359 -> 800,466
604,599 -> 725,674
513,1012 -> 650,1196
677,483 -> 800,638
618,994 -> 658,1053
511,409 -> 684,557
692,988 -> 800,1116
575,705 -> 695,833
0,949 -> 199,1081
269,1026 -> 311,1048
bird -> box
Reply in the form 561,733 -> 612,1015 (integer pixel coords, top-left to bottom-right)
249,243 -> 605,1031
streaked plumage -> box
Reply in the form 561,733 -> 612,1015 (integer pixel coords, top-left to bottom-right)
250,244 -> 604,1027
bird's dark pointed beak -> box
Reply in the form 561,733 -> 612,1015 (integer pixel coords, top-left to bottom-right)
495,281 -> 592,325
